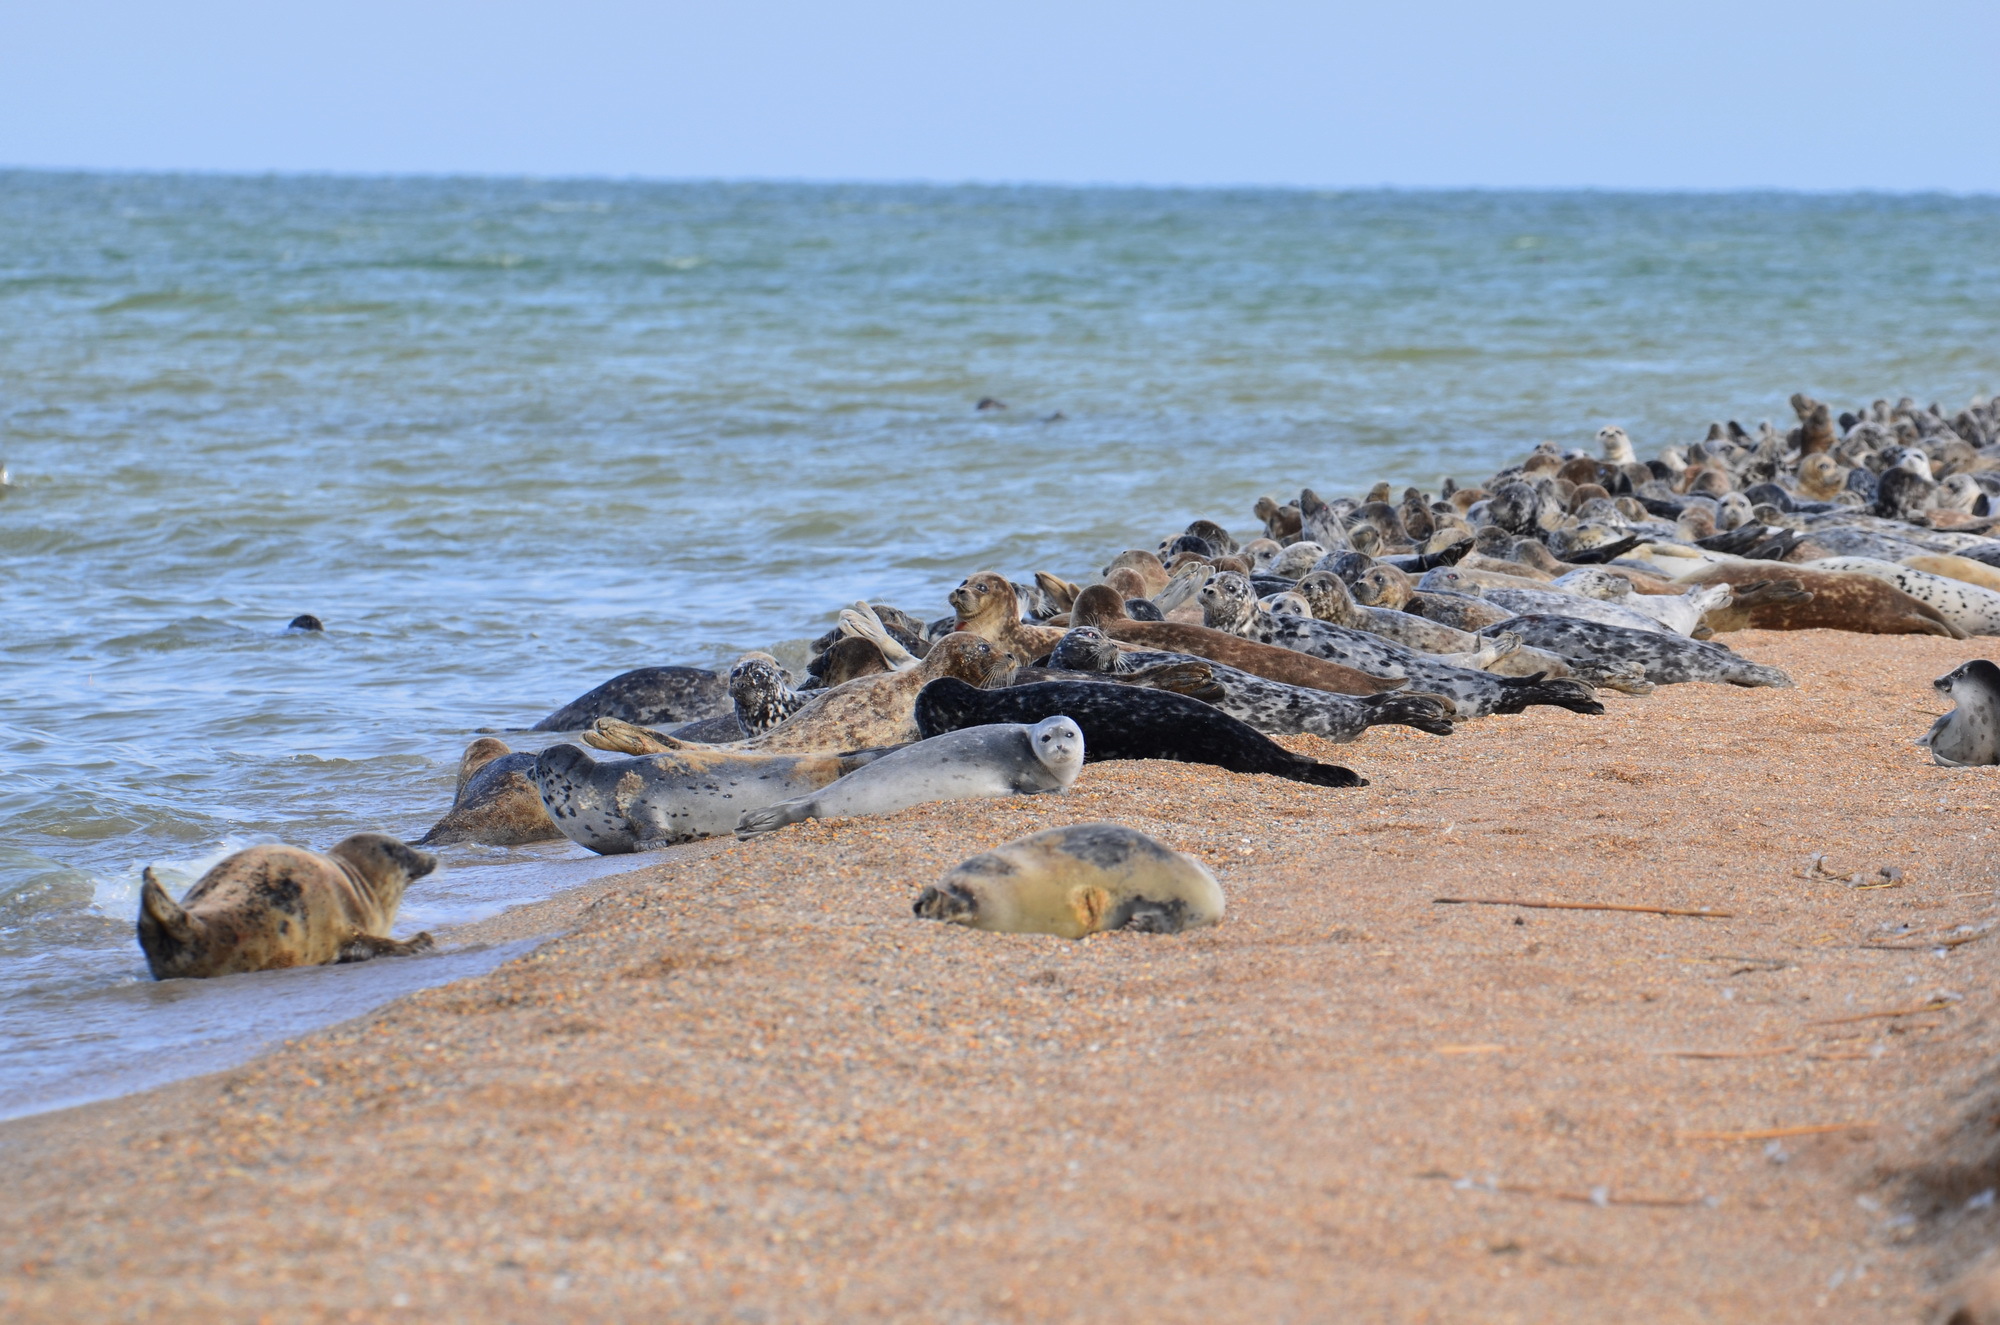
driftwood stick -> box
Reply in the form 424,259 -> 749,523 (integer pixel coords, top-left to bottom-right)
1655,1046 -> 1797,1060
1418,1171 -> 1708,1208
1433,897 -> 1732,918
1678,1122 -> 1875,1142
1860,931 -> 1993,952
1810,1000 -> 1955,1026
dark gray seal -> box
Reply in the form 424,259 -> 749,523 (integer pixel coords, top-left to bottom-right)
1918,660 -> 2000,766
532,665 -> 729,732
1479,615 -> 1793,688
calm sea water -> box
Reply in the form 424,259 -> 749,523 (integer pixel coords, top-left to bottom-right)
4,172 -> 1999,1117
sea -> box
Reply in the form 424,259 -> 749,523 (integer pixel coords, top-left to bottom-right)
4,172 -> 1999,1119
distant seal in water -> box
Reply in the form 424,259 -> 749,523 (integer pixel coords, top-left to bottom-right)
1048,627 -> 1455,741
1684,563 -> 1960,638
1805,557 -> 2000,636
533,744 -> 892,854
1069,585 -> 1403,697
914,677 -> 1366,787
735,717 -> 1084,839
286,614 -> 324,632
1482,615 -> 1792,688
533,665 -> 729,732
1918,660 -> 2000,766
914,821 -> 1223,939
950,572 -> 1068,664
137,834 -> 437,980
416,737 -> 562,846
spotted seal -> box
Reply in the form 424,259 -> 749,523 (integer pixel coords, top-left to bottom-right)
1805,557 -> 2000,635
416,737 -> 562,846
1481,614 -> 1793,688
1197,573 -> 1603,719
137,834 -> 437,980
532,665 -> 730,732
914,677 -> 1365,787
1047,626 -> 1455,741
735,717 -> 1083,839
730,633 -> 1015,753
914,822 -> 1223,939
1918,660 -> 2000,766
1547,568 -> 1735,636
533,744 -> 893,854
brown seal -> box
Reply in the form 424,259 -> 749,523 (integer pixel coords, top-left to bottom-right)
1069,586 -> 1401,696
1687,563 -> 1962,637
1102,550 -> 1170,596
950,572 -> 1068,664
137,833 -> 437,980
746,633 -> 1016,751
416,737 -> 562,846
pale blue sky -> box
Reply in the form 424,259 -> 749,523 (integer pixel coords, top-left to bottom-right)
3,1 -> 1996,190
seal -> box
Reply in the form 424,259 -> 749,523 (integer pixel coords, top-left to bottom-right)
728,652 -> 807,736
1069,585 -> 1404,697
532,665 -> 730,732
914,821 -> 1223,939
914,677 -> 1366,787
533,743 -> 893,854
286,614 -> 324,632
1918,660 -> 2000,766
1805,557 -> 2000,636
1196,573 -> 1604,720
724,633 -> 1015,752
416,737 -> 562,846
734,717 -> 1084,839
949,572 -> 1069,664
1683,563 -> 1960,637
1048,626 -> 1456,742
1903,553 -> 2000,597
1480,614 -> 1793,688
136,833 -> 437,980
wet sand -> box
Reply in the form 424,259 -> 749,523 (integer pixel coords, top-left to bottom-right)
7,630 -> 2000,1321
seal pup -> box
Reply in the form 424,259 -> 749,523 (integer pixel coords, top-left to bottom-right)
533,744 -> 893,854
1917,660 -> 2000,767
1069,585 -> 1404,697
1482,615 -> 1792,688
532,665 -> 729,732
950,572 -> 1069,664
915,678 -> 1366,787
1804,557 -> 2000,636
914,822 -> 1223,940
137,834 -> 437,980
734,717 -> 1084,839
1197,573 -> 1603,720
1048,627 -> 1455,741
416,737 -> 562,846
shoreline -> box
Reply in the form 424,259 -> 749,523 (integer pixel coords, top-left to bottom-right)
7,630 -> 2000,1318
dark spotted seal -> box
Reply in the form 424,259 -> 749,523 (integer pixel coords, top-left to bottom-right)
137,834 -> 436,980
533,665 -> 729,732
1481,615 -> 1792,688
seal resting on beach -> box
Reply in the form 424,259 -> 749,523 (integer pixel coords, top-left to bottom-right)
532,665 -> 730,732
914,676 -> 1365,787
1684,563 -> 1960,637
1917,660 -> 2000,767
914,821 -> 1223,939
949,572 -> 1068,664
533,743 -> 894,854
136,834 -> 437,980
416,737 -> 562,846
735,717 -> 1083,839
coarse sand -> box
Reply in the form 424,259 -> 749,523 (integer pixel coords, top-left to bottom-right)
9,630 -> 2000,1321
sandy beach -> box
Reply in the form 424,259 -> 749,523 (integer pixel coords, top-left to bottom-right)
7,629 -> 2000,1321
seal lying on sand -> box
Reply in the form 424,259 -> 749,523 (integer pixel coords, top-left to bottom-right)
915,677 -> 1365,787
735,717 -> 1083,839
1069,585 -> 1402,696
532,665 -> 729,732
1684,563 -> 1958,637
1918,660 -> 2000,766
137,834 -> 437,980
1047,627 -> 1455,741
1483,615 -> 1793,688
416,737 -> 562,846
533,744 -> 893,854
914,821 -> 1223,939
1806,557 -> 2000,636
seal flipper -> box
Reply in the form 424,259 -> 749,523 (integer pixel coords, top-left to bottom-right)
1490,676 -> 1606,717
582,718 -> 687,755
137,867 -> 201,978
336,931 -> 435,963
1358,691 -> 1456,737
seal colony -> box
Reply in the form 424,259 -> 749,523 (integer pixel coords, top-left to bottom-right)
137,390 -> 2000,969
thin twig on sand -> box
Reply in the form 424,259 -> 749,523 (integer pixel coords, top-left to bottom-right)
1678,1122 -> 1876,1142
1417,1171 -> 1709,1208
1433,897 -> 1732,918
1810,999 -> 1956,1025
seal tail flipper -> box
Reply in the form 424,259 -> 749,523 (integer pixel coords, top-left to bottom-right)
138,867 -> 197,954
839,604 -> 921,671
735,801 -> 812,840
582,718 -> 686,754
1125,660 -> 1224,701
1299,761 -> 1368,788
337,932 -> 435,963
1359,692 -> 1456,737
1492,676 -> 1607,716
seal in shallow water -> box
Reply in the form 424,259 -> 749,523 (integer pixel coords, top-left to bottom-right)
533,743 -> 892,854
914,821 -> 1223,939
137,834 -> 437,980
1918,660 -> 2000,766
735,717 -> 1084,839
416,737 -> 562,846
532,665 -> 729,732
914,677 -> 1366,787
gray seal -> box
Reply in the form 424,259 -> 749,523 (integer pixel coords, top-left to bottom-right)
416,737 -> 562,846
532,743 -> 891,854
1479,614 -> 1793,688
734,717 -> 1083,839
532,665 -> 729,732
1918,660 -> 2000,766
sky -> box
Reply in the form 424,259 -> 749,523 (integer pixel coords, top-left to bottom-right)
2,1 -> 1997,191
